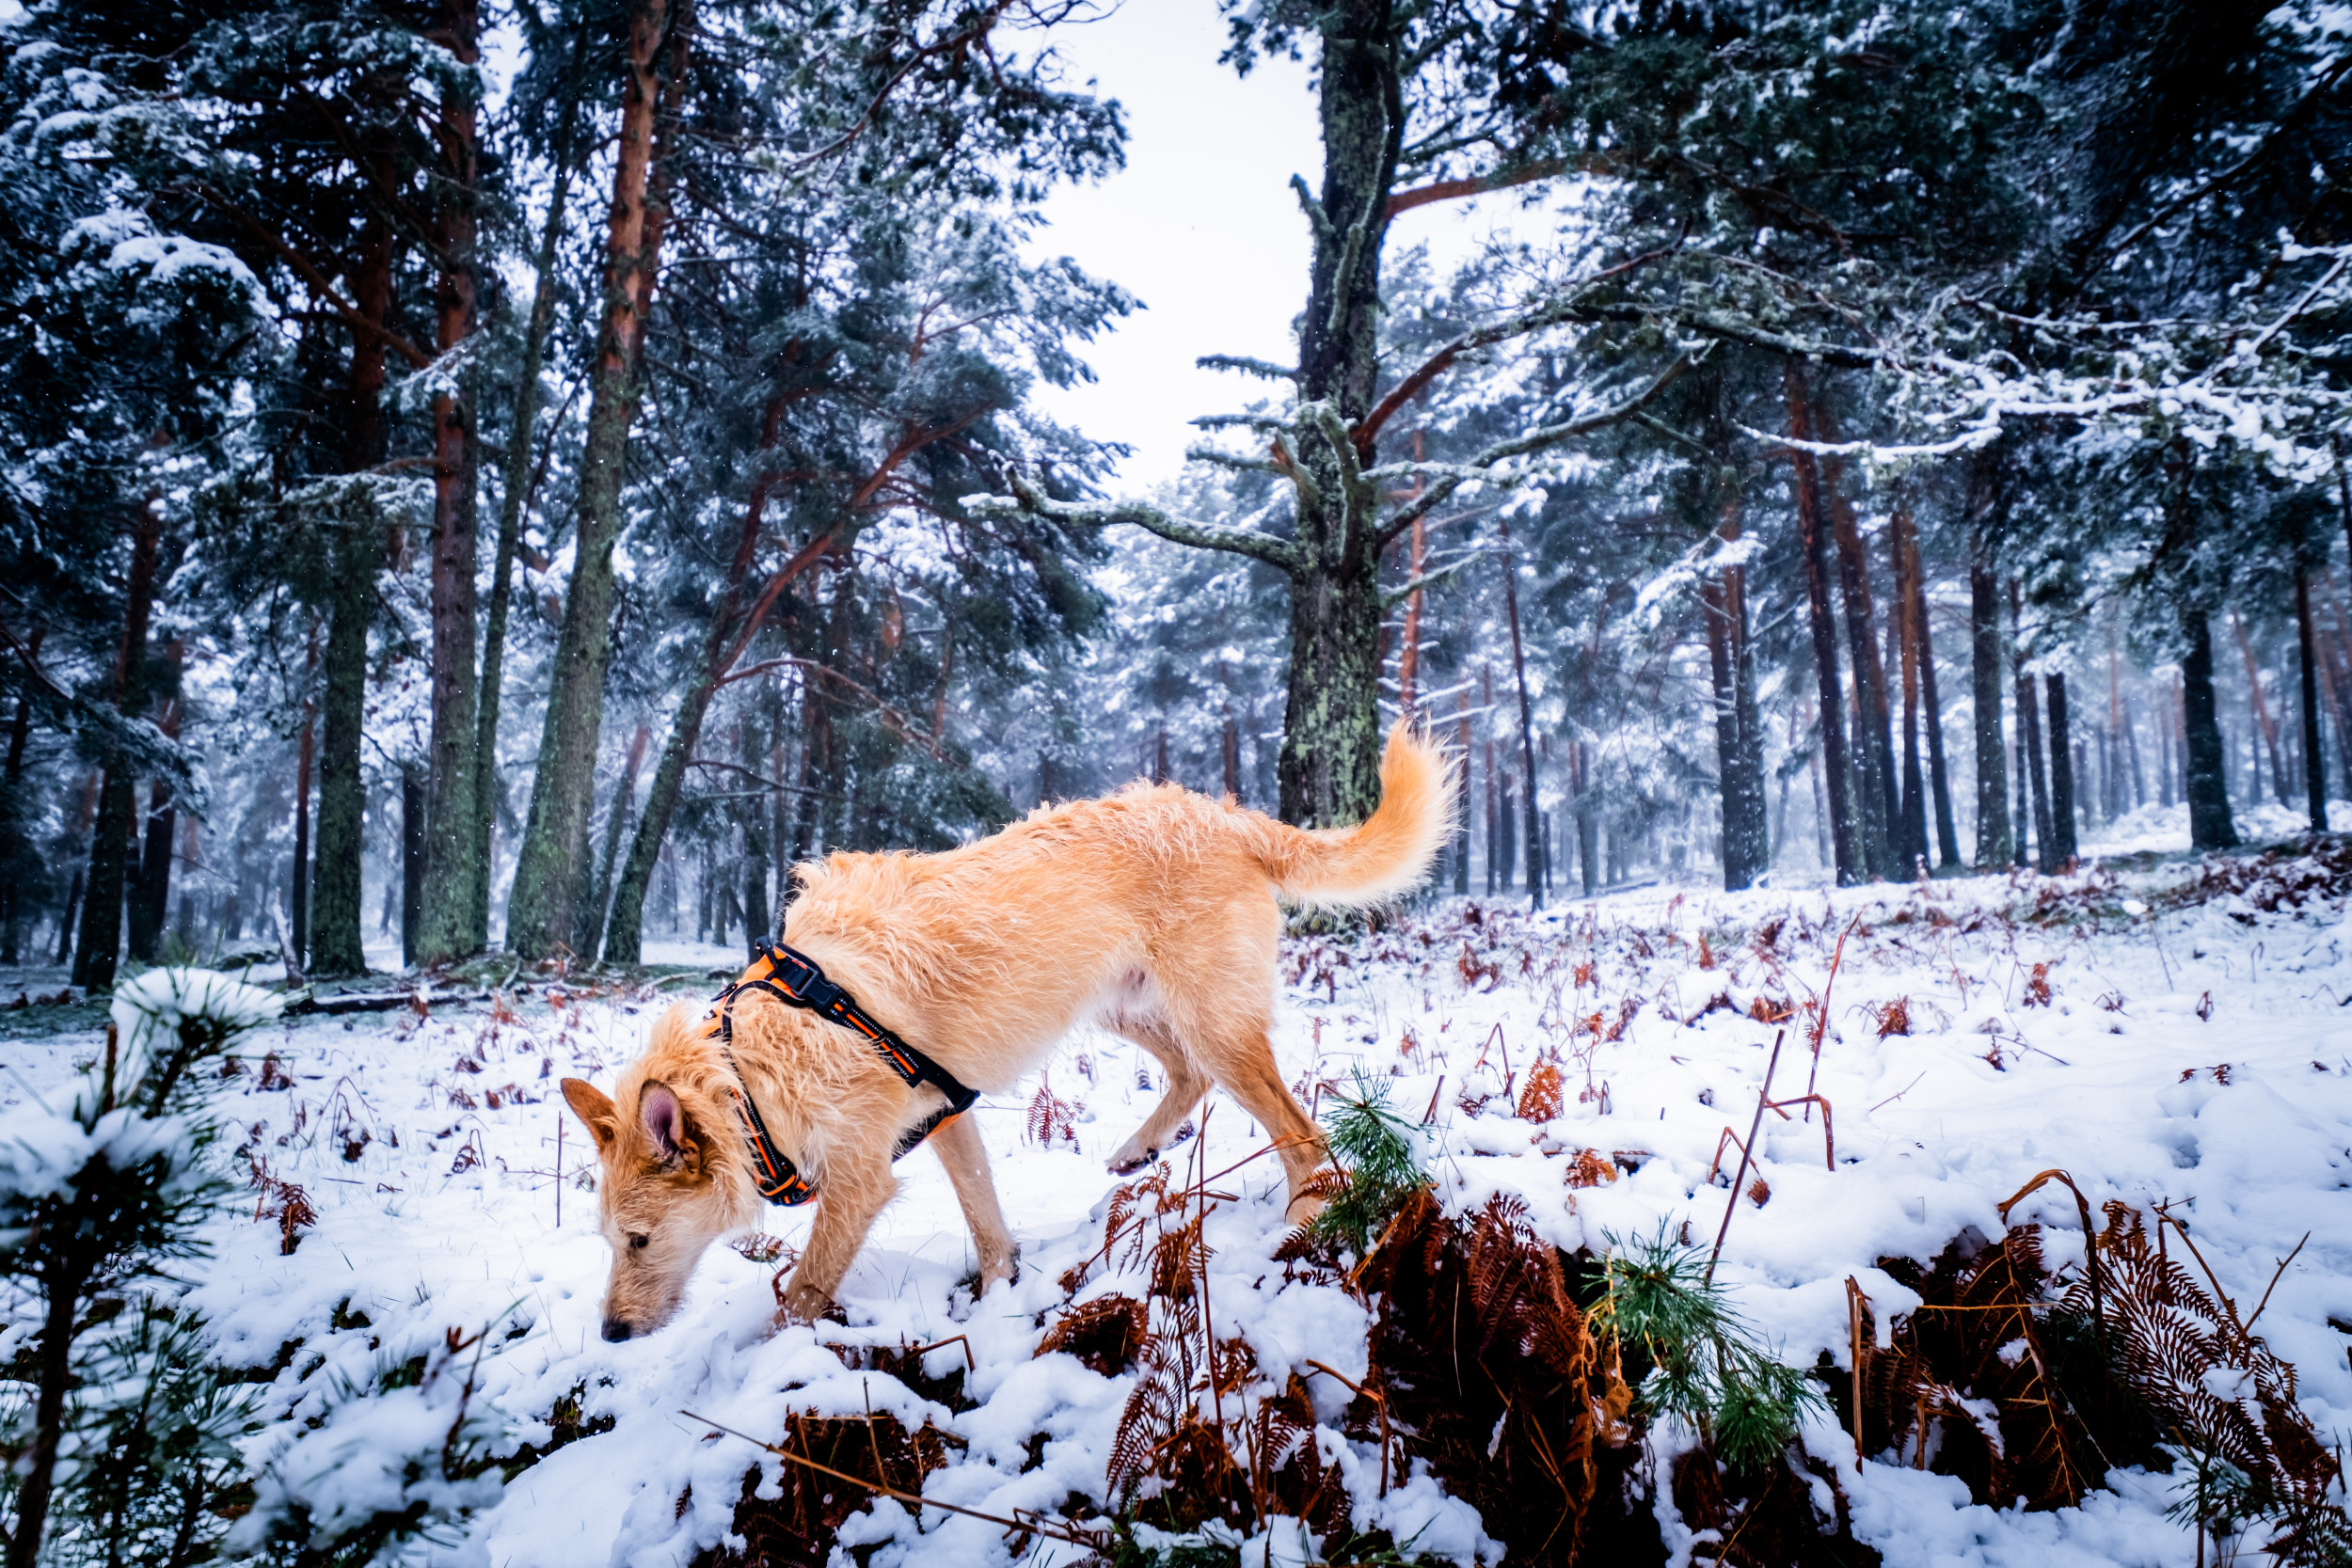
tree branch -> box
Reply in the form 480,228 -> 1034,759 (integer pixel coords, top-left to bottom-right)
183,183 -> 435,369
980,470 -> 1305,573
1386,157 -> 1569,218
1353,245 -> 1673,453
1196,354 -> 1297,382
1375,351 -> 1698,549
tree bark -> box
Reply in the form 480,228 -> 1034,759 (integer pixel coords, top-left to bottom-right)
72,496 -> 162,991
292,678 -> 314,963
1274,0 -> 1398,831
1820,442 -> 1899,879
127,659 -> 183,963
2010,585 -> 2055,874
2298,571 -> 2328,832
1969,561 -> 2011,868
2181,610 -> 2240,849
401,765 -> 426,966
1785,369 -> 1862,884
0,628 -> 37,965
2229,613 -> 2291,807
1500,519 -> 1542,909
2045,673 -> 2079,865
505,0 -> 688,958
1905,515 -> 1961,870
1889,501 -> 1930,875
1698,402 -> 1767,890
415,0 -> 484,966
308,212 -> 395,979
587,721 -> 649,958
472,52 -> 588,955
1454,693 -> 1473,895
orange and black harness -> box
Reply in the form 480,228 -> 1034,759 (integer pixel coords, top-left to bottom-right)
704,940 -> 977,1207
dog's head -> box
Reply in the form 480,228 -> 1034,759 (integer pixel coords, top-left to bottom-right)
561,1015 -> 746,1340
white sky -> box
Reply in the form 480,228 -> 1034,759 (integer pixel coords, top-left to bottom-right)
1025,2 -> 1533,486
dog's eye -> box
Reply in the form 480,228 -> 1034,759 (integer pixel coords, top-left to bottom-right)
628,1233 -> 649,1250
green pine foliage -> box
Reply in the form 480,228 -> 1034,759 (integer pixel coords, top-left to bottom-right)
1307,1073 -> 1430,1256
1591,1224 -> 1825,1473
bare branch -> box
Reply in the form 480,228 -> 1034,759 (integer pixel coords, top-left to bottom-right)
1386,156 -> 1569,218
979,469 -> 1306,572
1196,354 -> 1297,382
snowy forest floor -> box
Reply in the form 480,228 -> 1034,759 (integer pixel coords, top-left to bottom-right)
8,818 -> 2352,1566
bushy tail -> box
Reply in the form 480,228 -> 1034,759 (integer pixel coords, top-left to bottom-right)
1244,728 -> 1458,907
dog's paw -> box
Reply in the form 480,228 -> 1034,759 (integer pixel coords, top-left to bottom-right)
1105,1147 -> 1156,1177
777,1281 -> 839,1325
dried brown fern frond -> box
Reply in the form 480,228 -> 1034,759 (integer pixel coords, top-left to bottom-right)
1517,1060 -> 1565,1122
1036,1294 -> 1149,1377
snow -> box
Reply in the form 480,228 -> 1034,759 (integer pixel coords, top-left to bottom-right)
8,861 -> 2352,1564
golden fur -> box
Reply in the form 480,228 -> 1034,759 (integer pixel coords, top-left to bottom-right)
561,725 -> 1455,1337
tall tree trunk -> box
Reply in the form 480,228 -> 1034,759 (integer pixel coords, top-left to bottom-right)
291,677 -> 315,962
1820,442 -> 1899,878
2045,673 -> 2079,865
1906,516 -> 1961,869
2181,610 -> 2239,850
1888,500 -> 1930,874
1500,519 -> 1542,909
2010,585 -> 2055,873
401,765 -> 426,966
1698,413 -> 1768,890
505,0 -> 688,958
1275,0 -> 1398,831
473,49 -> 587,955
72,496 -> 162,991
416,0 -> 484,965
1482,666 -> 1498,895
1572,738 -> 1597,895
308,214 -> 395,979
128,657 -> 183,962
587,721 -> 649,958
1396,503 -> 1424,721
1970,559 -> 2012,868
2298,571 -> 2328,832
0,629 -> 36,965
739,716 -> 769,955
2229,613 -> 2291,806
1785,369 -> 1862,884
1453,693 -> 1472,895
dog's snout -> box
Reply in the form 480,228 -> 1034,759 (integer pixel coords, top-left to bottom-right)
601,1316 -> 633,1343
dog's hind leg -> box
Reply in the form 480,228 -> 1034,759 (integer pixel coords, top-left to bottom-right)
1103,1014 -> 1206,1176
1155,971 -> 1328,1223
928,1112 -> 1017,1293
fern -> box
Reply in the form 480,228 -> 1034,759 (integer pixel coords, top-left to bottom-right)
1593,1223 -> 1824,1472
1308,1072 -> 1429,1255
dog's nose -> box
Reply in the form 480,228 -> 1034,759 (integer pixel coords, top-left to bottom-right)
601,1316 -> 632,1342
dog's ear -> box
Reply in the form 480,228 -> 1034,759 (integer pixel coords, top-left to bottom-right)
561,1078 -> 620,1152
640,1082 -> 696,1170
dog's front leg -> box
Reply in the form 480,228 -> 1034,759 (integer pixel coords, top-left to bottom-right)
928,1113 -> 1016,1293
778,1157 -> 898,1323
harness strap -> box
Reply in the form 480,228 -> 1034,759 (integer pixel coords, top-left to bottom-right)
704,940 -> 978,1208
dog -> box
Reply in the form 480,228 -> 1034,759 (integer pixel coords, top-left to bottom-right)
561,726 -> 1453,1338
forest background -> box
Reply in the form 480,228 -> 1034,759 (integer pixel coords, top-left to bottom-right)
4,0 -> 2348,987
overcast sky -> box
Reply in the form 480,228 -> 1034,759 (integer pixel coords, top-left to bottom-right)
1025,3 -> 1530,487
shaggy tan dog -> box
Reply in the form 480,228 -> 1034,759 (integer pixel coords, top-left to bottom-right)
561,726 -> 1453,1338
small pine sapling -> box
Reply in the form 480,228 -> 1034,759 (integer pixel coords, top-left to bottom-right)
0,968 -> 280,1568
1308,1072 -> 1429,1255
1592,1223 -> 1824,1472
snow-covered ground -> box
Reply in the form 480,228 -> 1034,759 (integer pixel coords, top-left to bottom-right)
7,846 -> 2352,1566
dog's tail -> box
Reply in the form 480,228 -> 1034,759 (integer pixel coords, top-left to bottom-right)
1241,727 -> 1458,907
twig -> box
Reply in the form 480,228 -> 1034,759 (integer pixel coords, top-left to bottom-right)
1306,1360 -> 1391,1497
1867,1072 -> 1926,1115
1804,914 -> 1864,1107
1764,1093 -> 1835,1168
1708,1029 -> 1785,1284
679,1411 -> 1107,1547
903,1334 -> 976,1373
1421,1074 -> 1446,1124
2245,1232 -> 2311,1334
1846,1275 -> 1868,1453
